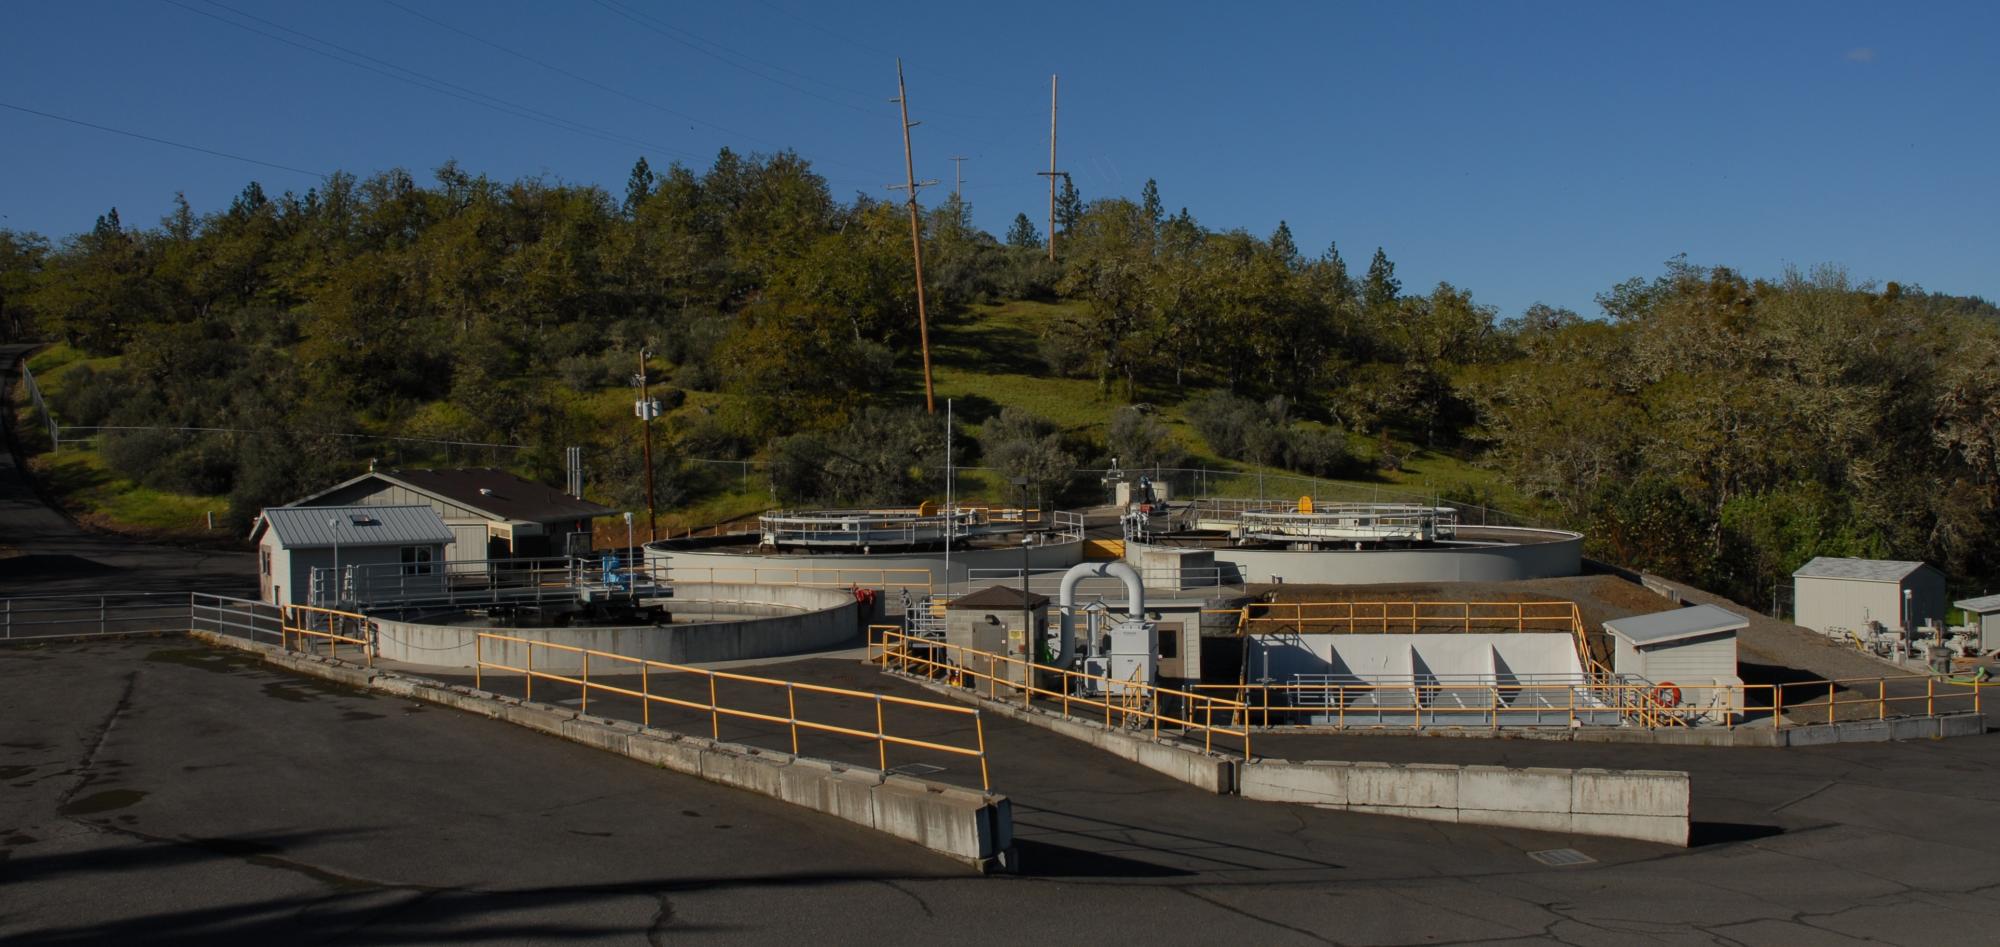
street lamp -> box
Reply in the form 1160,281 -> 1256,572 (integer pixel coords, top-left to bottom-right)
1020,533 -> 1035,668
327,517 -> 341,607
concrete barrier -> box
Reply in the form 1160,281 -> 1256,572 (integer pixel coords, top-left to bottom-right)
190,630 -> 1014,872
1239,758 -> 1690,846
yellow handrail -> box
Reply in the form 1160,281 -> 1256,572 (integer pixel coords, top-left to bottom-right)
867,627 -> 1252,761
281,603 -> 373,666
475,632 -> 988,790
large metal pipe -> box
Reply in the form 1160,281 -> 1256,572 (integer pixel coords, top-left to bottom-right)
1055,560 -> 1145,667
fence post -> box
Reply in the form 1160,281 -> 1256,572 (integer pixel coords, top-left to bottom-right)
641,663 -> 651,728
475,635 -> 482,691
1827,682 -> 1836,725
1927,677 -> 1934,717
708,675 -> 720,740
1879,680 -> 1886,721
526,645 -> 534,702
787,683 -> 799,754
874,696 -> 887,771
581,651 -> 590,715
100,596 -> 107,635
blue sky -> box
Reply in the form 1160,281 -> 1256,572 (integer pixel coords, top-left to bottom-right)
2,1 -> 1994,317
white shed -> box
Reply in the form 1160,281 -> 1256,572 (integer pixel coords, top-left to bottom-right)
1792,557 -> 1947,637
1603,604 -> 1746,713
251,505 -> 456,607
1953,593 -> 2000,651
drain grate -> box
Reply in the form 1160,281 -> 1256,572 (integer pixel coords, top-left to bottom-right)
1528,848 -> 1596,867
888,763 -> 945,777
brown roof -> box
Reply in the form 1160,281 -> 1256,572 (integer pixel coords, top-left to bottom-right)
946,585 -> 1050,610
295,468 -> 614,524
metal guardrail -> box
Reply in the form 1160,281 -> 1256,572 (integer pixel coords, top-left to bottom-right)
964,565 -> 1229,593
0,591 -> 194,641
662,566 -> 934,594
314,556 -> 671,610
867,626 -> 1252,759
474,632 -> 990,790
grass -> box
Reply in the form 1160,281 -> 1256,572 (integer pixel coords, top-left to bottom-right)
30,448 -> 229,532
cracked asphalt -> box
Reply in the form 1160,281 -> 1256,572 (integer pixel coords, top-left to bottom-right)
5,639 -> 1999,945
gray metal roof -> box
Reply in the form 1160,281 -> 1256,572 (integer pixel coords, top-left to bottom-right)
1954,593 -> 2000,614
1603,604 -> 1748,647
1792,557 -> 1932,583
253,505 -> 456,550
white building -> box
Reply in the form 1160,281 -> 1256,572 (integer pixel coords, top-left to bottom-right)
1792,557 -> 1947,637
1952,593 -> 2000,651
1603,604 -> 1746,714
290,468 -> 612,566
252,505 -> 455,607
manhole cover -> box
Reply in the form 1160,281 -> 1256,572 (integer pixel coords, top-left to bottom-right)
1529,848 -> 1596,867
888,763 -> 945,777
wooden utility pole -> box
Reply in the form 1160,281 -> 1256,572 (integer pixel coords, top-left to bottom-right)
1035,74 -> 1063,262
637,349 -> 657,541
891,59 -> 940,414
949,155 -> 968,201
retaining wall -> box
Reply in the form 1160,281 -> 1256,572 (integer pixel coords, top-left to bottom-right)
190,629 -> 1013,871
1239,759 -> 1690,846
1136,526 -> 1584,585
373,582 -> 858,669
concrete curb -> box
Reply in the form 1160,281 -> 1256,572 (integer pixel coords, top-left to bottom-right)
1238,758 -> 1691,846
189,631 -> 1014,872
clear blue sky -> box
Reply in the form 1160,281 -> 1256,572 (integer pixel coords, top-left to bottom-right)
3,1 -> 1994,317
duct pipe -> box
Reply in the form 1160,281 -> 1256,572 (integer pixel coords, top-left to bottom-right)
1054,560 -> 1145,667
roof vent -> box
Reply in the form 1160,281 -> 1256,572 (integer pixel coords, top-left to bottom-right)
347,512 -> 378,526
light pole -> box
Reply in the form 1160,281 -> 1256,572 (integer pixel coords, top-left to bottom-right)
1020,533 -> 1035,668
327,517 -> 341,607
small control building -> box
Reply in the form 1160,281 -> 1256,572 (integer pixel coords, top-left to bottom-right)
1603,604 -> 1747,713
290,468 -> 613,566
944,586 -> 1049,687
1793,557 -> 1947,637
252,505 -> 455,607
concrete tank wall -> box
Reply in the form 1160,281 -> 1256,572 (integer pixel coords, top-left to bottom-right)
372,582 -> 858,669
1137,527 -> 1583,586
645,539 -> 1086,595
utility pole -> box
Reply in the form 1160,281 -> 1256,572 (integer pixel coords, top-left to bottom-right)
637,350 -> 657,542
1035,74 -> 1064,262
891,59 -> 940,414
948,155 -> 968,201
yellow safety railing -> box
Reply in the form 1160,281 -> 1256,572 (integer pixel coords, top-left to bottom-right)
666,566 -> 934,593
474,632 -> 989,790
282,604 -> 372,666
867,626 -> 1252,760
1237,600 -> 1586,636
1193,673 -> 1988,731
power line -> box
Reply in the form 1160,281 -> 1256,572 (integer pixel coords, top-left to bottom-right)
590,0 -> 880,114
164,0 -> 704,162
0,101 -> 326,179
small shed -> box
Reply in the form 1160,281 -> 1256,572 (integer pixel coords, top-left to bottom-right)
251,505 -> 455,607
944,585 -> 1050,658
1603,604 -> 1746,693
1953,593 -> 2000,650
290,468 -> 613,566
1793,557 -> 1947,637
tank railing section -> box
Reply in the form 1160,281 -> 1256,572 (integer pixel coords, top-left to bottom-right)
190,593 -> 285,647
1236,506 -> 1460,542
280,603 -> 374,665
311,556 -> 670,611
963,565 -> 1230,594
661,565 -> 934,595
1236,600 -> 1589,644
1102,467 -> 1541,530
866,626 -> 1252,759
474,632 -> 990,791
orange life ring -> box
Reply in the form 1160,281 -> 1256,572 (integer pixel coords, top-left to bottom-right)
1650,682 -> 1682,708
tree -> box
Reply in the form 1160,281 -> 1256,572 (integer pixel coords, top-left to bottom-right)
1107,407 -> 1185,469
623,156 -> 654,216
979,407 -> 1075,504
1005,213 -> 1042,250
1269,221 -> 1299,269
1054,176 -> 1083,239
1362,246 -> 1400,312
1139,179 -> 1163,228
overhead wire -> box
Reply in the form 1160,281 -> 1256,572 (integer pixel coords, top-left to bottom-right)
0,100 -> 327,179
163,0 -> 707,163
588,0 -> 881,115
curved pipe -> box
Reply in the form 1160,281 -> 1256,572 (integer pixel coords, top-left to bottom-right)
1054,560 -> 1145,667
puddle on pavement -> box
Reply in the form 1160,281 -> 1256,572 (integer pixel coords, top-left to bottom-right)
60,788 -> 148,816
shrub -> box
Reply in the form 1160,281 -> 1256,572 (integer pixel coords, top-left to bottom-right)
1107,407 -> 1186,470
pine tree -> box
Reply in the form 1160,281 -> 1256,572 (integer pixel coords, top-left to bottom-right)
1140,179 -> 1163,227
1006,212 -> 1043,249
624,156 -> 655,216
1363,246 -> 1401,311
1055,176 -> 1083,237
1270,220 -> 1299,267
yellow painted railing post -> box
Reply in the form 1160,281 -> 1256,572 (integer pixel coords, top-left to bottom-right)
475,635 -> 482,690
1927,677 -> 1935,717
641,662 -> 651,728
581,651 -> 590,715
875,696 -> 888,772
787,683 -> 799,754
526,644 -> 534,702
708,675 -> 720,739
1204,701 -> 1214,753
1773,686 -> 1785,729
1879,680 -> 1887,721
974,712 -> 989,791
1828,682 -> 1836,724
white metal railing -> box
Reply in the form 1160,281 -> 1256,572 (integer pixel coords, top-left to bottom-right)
964,565 -> 1228,593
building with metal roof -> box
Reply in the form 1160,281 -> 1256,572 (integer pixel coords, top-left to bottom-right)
1603,604 -> 1747,713
290,468 -> 613,564
1953,593 -> 2000,651
1792,557 -> 1946,638
251,506 -> 455,607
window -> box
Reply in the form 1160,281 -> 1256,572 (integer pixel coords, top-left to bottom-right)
400,546 -> 435,576
1158,623 -> 1180,659
259,549 -> 271,576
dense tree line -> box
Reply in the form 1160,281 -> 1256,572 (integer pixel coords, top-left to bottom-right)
2,151 -> 1995,606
